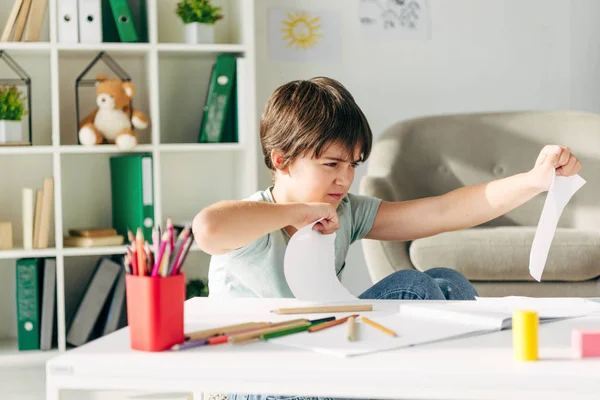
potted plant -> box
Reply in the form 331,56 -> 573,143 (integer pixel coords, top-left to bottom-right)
176,0 -> 224,45
0,85 -> 26,144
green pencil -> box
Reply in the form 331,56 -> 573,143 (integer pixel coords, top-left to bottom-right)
261,324 -> 311,340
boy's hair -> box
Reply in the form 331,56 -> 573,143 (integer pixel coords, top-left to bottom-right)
260,77 -> 372,173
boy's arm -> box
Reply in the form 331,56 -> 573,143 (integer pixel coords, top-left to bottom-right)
366,145 -> 581,242
193,201 -> 339,255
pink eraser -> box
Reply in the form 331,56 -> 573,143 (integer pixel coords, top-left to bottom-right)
572,329 -> 600,358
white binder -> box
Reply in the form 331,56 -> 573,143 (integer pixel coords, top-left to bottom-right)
57,0 -> 79,43
78,0 -> 102,43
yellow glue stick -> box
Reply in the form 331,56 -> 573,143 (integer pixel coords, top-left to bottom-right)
512,310 -> 539,361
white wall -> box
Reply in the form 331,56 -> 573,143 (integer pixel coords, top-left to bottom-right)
253,0 -> 600,295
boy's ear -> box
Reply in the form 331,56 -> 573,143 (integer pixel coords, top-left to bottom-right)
270,149 -> 287,173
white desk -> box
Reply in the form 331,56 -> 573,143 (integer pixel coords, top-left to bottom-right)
46,298 -> 600,400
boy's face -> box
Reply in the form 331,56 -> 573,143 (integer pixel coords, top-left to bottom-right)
282,142 -> 361,206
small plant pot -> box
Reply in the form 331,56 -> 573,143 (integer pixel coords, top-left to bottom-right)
184,22 -> 215,44
0,120 -> 24,144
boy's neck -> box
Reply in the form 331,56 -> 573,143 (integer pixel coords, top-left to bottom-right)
270,184 -> 299,237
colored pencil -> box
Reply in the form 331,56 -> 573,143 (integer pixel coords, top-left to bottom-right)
261,324 -> 312,340
171,339 -> 208,351
160,238 -> 172,277
272,305 -> 373,315
347,316 -> 356,341
361,316 -> 397,337
167,217 -> 174,251
169,225 -> 190,274
185,322 -> 271,342
136,228 -> 145,276
309,316 -> 335,325
172,234 -> 193,275
151,231 -> 169,277
308,314 -> 359,333
228,319 -> 310,343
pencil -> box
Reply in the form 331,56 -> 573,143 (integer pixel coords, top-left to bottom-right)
127,229 -> 135,245
171,339 -> 209,351
172,234 -> 193,275
167,217 -> 174,251
229,319 -> 310,343
136,228 -> 146,276
184,322 -> 271,342
272,304 -> 373,315
261,324 -> 311,340
151,231 -> 169,277
347,316 -> 356,341
308,314 -> 358,333
361,316 -> 397,337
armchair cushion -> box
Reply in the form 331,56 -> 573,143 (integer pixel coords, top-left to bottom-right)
409,227 -> 600,281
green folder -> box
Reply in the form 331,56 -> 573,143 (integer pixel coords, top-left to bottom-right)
16,258 -> 43,351
109,154 -> 154,241
109,0 -> 140,42
198,54 -> 238,143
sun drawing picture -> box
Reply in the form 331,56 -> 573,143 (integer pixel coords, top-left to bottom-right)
281,10 -> 323,50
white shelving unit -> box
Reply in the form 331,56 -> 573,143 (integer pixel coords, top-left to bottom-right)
0,0 -> 257,369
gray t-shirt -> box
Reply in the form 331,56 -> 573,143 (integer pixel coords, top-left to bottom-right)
207,187 -> 382,298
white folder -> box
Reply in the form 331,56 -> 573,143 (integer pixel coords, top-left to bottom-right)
78,0 -> 102,43
57,0 -> 79,43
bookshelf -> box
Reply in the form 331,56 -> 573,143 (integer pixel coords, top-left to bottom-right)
0,0 -> 258,368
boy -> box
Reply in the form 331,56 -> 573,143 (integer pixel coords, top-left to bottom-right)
193,77 -> 582,302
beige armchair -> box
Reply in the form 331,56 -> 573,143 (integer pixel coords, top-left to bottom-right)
359,110 -> 600,297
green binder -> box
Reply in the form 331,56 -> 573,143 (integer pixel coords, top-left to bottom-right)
109,154 -> 154,241
16,258 -> 43,351
109,0 -> 140,42
198,54 -> 238,143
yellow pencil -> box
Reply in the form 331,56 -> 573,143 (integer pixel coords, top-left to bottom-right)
361,316 -> 397,337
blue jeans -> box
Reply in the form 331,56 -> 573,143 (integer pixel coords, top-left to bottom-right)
228,268 -> 478,400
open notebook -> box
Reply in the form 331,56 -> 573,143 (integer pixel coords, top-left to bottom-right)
268,297 -> 600,357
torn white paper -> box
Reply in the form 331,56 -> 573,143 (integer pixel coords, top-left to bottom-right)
284,220 -> 357,302
529,173 -> 586,281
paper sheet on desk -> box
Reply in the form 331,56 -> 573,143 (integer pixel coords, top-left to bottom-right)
284,220 -> 358,302
529,173 -> 586,281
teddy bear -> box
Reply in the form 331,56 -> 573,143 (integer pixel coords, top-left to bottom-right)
78,74 -> 149,150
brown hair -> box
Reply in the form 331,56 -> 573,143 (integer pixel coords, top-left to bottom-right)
260,77 -> 372,173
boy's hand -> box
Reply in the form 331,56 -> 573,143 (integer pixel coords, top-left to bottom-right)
294,203 -> 340,234
529,145 -> 582,191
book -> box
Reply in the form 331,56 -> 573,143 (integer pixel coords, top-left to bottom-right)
68,228 -> 118,238
102,270 -> 126,335
64,235 -> 124,247
66,256 -> 121,346
108,0 -> 139,42
32,188 -> 43,248
23,0 -> 48,41
1,0 -> 25,42
37,177 -> 54,249
39,258 -> 56,351
15,258 -> 43,351
22,188 -> 34,250
11,0 -> 32,41
198,54 -> 238,143
109,154 -> 154,241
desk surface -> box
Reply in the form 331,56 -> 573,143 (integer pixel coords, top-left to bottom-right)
46,298 -> 600,400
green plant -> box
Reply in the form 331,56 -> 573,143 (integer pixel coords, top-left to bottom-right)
0,86 -> 26,121
176,0 -> 224,24
186,278 -> 209,299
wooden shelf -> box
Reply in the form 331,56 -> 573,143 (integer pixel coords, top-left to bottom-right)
156,43 -> 246,55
